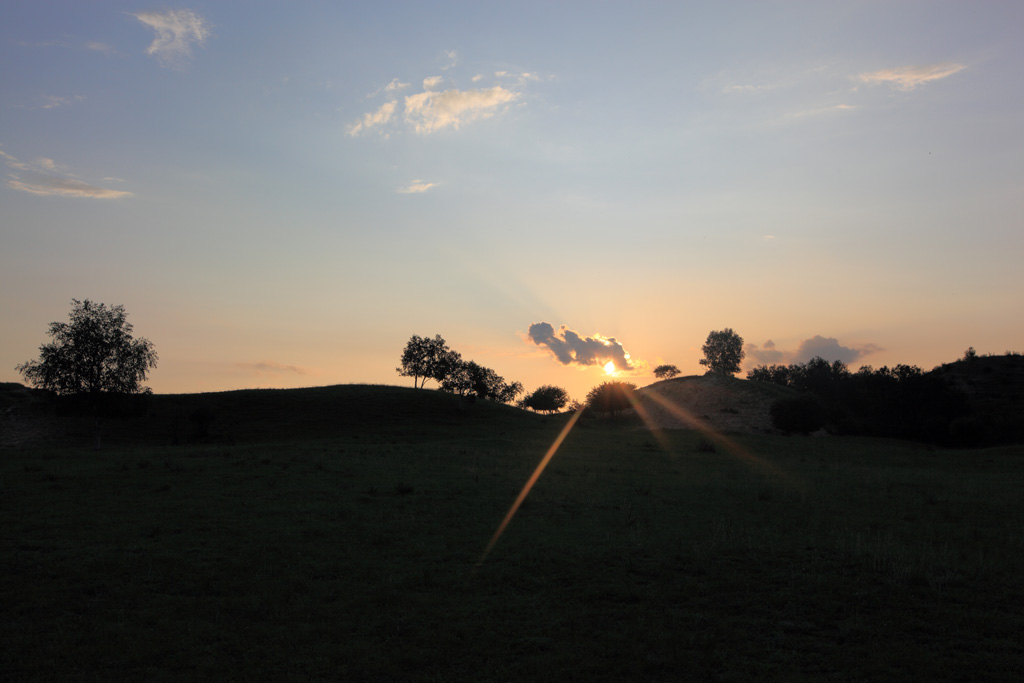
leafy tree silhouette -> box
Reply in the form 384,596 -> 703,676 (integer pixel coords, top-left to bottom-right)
522,385 -> 570,413
17,299 -> 157,448
653,364 -> 680,379
397,334 -> 460,388
699,328 -> 744,376
586,380 -> 636,418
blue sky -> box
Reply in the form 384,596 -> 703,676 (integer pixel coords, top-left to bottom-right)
3,1 -> 1022,401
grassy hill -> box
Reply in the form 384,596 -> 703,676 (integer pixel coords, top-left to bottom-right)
3,382 -> 1024,680
1,383 -> 543,449
930,354 -> 1024,443
636,373 -> 801,434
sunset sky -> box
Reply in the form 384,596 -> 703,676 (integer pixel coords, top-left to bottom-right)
3,1 -> 1022,403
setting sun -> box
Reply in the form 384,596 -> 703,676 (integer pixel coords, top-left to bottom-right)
604,361 -> 615,374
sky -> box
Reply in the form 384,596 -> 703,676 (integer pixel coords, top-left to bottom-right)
2,1 -> 1022,403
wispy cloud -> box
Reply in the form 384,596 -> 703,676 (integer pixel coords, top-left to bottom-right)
383,78 -> 410,94
441,50 -> 458,70
785,103 -> 856,120
38,95 -> 86,110
404,85 -> 518,134
236,361 -> 307,376
347,64 -> 537,136
85,41 -> 116,54
397,179 -> 437,194
723,83 -> 778,94
857,62 -> 966,91
346,100 -> 397,136
131,9 -> 211,69
1,148 -> 131,199
527,322 -> 637,371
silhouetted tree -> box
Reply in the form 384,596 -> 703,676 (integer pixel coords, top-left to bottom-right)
459,360 -> 523,404
653,364 -> 680,379
747,363 -> 792,386
770,395 -> 826,434
439,356 -> 471,396
586,380 -> 636,418
750,355 -> 974,444
397,334 -> 460,388
699,328 -> 744,376
522,385 -> 570,414
16,299 -> 157,448
495,380 -> 524,405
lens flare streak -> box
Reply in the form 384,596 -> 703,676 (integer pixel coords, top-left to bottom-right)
476,408 -> 585,569
640,389 -> 792,482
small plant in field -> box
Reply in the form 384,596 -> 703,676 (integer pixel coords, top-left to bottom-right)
695,437 -> 717,453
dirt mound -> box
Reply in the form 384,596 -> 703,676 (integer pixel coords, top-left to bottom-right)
634,374 -> 798,434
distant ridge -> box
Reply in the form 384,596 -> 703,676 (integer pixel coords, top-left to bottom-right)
0,384 -> 545,449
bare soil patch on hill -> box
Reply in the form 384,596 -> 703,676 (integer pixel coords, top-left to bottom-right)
635,373 -> 798,434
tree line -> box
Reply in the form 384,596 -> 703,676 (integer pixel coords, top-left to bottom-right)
18,301 -> 986,445
748,356 -> 976,445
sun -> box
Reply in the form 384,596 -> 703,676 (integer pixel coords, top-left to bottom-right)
604,361 -> 616,375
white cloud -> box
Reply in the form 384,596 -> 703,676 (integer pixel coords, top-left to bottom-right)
396,179 -> 437,194
347,100 -> 397,136
857,62 -> 966,91
404,86 -> 518,134
131,9 -> 211,69
348,58 -> 537,137
384,78 -> 410,94
1,148 -> 132,199
441,50 -> 458,70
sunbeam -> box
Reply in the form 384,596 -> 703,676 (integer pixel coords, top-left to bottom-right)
624,389 -> 671,450
476,407 -> 585,569
640,389 -> 793,482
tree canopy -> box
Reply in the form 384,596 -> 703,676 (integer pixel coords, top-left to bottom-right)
748,356 -> 974,445
397,334 -> 522,404
653,364 -> 680,379
396,334 -> 460,388
16,299 -> 157,397
699,328 -> 744,376
586,380 -> 637,417
521,385 -> 570,413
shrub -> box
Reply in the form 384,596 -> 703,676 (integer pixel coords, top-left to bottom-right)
770,395 -> 826,434
586,381 -> 637,418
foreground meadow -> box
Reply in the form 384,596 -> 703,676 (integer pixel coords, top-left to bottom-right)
3,390 -> 1023,681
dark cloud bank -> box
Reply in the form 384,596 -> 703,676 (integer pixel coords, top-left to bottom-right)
528,322 -> 635,370
746,335 -> 883,366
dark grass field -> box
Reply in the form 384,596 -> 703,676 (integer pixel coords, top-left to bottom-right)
3,385 -> 1023,681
